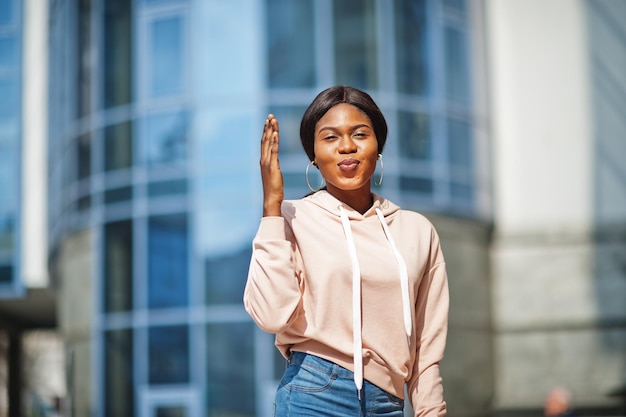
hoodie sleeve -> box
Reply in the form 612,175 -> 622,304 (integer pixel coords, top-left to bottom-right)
407,229 -> 449,417
243,216 -> 303,334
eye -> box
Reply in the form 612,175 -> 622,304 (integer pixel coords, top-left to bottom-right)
323,134 -> 337,140
354,132 -> 367,138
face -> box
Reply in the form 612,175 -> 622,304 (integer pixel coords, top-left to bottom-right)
313,103 -> 379,198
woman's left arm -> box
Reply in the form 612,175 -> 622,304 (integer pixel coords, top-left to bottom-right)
407,230 -> 449,417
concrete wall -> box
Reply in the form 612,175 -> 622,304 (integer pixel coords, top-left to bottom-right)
56,230 -> 93,417
432,214 -> 494,417
486,0 -> 626,413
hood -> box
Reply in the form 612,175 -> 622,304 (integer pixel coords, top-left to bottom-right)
304,190 -> 401,220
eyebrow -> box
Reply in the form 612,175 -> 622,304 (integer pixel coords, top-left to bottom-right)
317,123 -> 373,133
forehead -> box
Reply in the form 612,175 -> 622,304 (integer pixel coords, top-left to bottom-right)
316,103 -> 372,129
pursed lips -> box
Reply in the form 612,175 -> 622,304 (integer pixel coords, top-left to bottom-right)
338,158 -> 360,171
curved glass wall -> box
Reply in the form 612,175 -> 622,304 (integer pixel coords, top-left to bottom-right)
48,0 -> 476,416
0,0 -> 22,293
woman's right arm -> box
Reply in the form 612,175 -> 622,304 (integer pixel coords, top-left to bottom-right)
243,115 -> 302,333
244,216 -> 303,333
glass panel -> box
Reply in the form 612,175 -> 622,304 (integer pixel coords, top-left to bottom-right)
333,0 -> 378,90
148,214 -> 188,309
147,179 -> 187,197
444,0 -> 466,14
268,106 -> 307,155
206,322 -> 255,416
447,117 -> 471,167
395,0 -> 428,95
104,121 -> 133,171
398,111 -> 430,159
0,265 -> 12,283
205,247 -> 251,305
104,328 -> 134,417
156,406 -> 187,417
399,176 -> 433,195
445,26 -> 469,102
103,220 -> 133,312
266,0 -> 315,88
104,186 -> 133,204
140,111 -> 188,166
0,37 -> 17,69
0,216 -> 14,252
148,325 -> 189,384
0,0 -> 15,25
77,133 -> 91,180
150,16 -> 183,97
103,0 -> 132,108
0,149 -> 17,208
76,0 -> 92,117
0,79 -> 19,117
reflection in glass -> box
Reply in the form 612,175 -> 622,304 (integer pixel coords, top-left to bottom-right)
0,265 -> 12,283
149,325 -> 189,384
140,111 -> 188,166
104,186 -> 133,205
0,37 -> 17,69
395,0 -> 428,95
400,176 -> 433,195
103,220 -> 133,312
76,0 -> 92,117
104,121 -> 133,171
205,247 -> 251,305
445,26 -> 469,102
206,322 -> 255,417
444,0 -> 466,14
0,79 -> 18,116
103,0 -> 132,108
150,16 -> 183,97
0,216 -> 14,252
0,0 -> 15,26
334,0 -> 378,90
398,111 -> 430,159
156,406 -> 187,417
148,214 -> 188,309
104,328 -> 134,417
447,117 -> 471,168
77,133 -> 91,180
266,0 -> 315,88
0,149 -> 17,208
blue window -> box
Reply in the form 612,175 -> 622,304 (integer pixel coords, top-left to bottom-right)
266,0 -> 315,88
140,110 -> 188,167
395,0 -> 429,96
150,16 -> 184,97
104,329 -> 134,417
148,214 -> 188,309
149,325 -> 189,384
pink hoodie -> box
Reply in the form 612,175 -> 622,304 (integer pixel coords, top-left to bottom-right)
244,191 -> 449,416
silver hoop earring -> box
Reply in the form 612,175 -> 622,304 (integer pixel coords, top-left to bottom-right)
306,161 -> 325,192
374,154 -> 384,186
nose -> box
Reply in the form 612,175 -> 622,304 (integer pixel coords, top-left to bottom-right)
338,135 -> 357,153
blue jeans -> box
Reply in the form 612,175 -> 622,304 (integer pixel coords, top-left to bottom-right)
274,352 -> 405,417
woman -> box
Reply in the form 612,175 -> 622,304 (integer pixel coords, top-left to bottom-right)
244,86 -> 449,417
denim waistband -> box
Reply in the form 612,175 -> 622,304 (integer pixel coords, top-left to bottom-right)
288,351 -> 354,380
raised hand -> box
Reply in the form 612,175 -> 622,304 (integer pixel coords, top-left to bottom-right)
260,114 -> 284,217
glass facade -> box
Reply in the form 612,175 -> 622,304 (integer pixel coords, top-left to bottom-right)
48,0 -> 475,416
0,0 -> 21,292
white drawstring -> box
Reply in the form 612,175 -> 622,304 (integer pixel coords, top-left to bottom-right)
376,208 -> 412,345
338,205 -> 412,399
338,205 -> 363,398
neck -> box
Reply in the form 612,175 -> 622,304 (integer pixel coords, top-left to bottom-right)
326,184 -> 373,214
